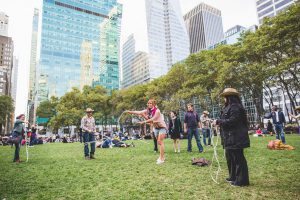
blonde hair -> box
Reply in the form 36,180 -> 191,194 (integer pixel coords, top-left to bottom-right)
148,99 -> 157,106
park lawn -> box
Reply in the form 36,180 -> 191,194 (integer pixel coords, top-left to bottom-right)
0,135 -> 299,200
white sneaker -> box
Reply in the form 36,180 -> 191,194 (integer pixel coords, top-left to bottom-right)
174,150 -> 177,153
178,150 -> 180,153
156,159 -> 165,165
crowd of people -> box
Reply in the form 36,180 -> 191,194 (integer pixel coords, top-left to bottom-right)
6,87 -> 300,187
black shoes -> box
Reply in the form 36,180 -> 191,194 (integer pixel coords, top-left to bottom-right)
90,154 -> 96,159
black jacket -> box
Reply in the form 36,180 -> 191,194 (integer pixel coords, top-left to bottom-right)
264,111 -> 286,124
217,103 -> 250,149
168,118 -> 182,134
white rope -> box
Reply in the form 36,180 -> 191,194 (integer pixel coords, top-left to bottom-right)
25,132 -> 29,162
209,123 -> 222,184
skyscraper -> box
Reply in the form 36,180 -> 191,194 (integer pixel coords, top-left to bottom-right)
28,8 -> 39,124
145,0 -> 190,80
121,34 -> 150,89
38,0 -> 122,101
184,3 -> 224,53
256,0 -> 296,25
28,8 -> 39,102
0,36 -> 13,96
121,34 -> 136,88
93,4 -> 122,90
11,57 -> 18,105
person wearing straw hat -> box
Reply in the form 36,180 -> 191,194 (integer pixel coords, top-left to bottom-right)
213,88 -> 250,187
200,110 -> 212,146
289,106 -> 300,134
81,108 -> 96,160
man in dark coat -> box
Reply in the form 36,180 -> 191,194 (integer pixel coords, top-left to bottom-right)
264,105 -> 286,143
214,88 -> 250,187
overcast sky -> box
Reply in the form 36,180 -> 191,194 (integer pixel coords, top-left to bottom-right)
0,0 -> 258,116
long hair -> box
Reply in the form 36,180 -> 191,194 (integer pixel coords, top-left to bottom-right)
224,95 -> 248,126
224,95 -> 242,106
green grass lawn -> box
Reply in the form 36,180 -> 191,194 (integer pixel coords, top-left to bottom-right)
1,135 -> 300,200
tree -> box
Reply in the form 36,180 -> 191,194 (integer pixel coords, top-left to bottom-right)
0,95 -> 14,135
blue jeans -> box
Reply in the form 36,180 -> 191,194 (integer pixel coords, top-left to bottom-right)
202,128 -> 211,145
274,124 -> 285,144
12,131 -> 22,161
187,128 -> 203,152
83,132 -> 95,156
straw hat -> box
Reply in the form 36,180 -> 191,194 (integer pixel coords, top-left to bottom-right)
220,88 -> 239,97
85,108 -> 94,112
296,106 -> 300,111
203,111 -> 209,115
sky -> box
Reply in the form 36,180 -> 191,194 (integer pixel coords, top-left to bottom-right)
0,0 -> 258,116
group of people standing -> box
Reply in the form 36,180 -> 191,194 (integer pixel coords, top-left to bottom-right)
11,86 -> 300,187
125,88 -> 251,187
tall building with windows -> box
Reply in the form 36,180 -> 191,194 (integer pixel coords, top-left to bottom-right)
28,8 -> 40,124
38,0 -> 122,101
28,9 -> 39,102
256,0 -> 296,24
145,0 -> 190,80
93,4 -> 122,90
121,34 -> 150,89
0,35 -> 13,96
184,3 -> 224,53
121,34 -> 135,88
11,57 -> 18,105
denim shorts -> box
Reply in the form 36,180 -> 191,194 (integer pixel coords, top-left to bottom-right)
153,128 -> 167,137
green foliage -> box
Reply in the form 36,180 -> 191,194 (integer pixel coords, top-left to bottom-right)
0,95 -> 14,134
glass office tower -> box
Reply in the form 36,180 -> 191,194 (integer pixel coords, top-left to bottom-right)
145,0 -> 190,80
38,0 -> 122,101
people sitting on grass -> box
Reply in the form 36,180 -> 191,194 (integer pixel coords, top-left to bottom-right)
96,136 -> 135,148
254,127 -> 264,137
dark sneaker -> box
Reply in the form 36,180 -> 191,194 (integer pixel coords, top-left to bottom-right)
85,156 -> 91,160
90,154 -> 96,159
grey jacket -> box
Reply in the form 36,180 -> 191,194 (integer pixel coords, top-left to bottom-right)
13,119 -> 25,135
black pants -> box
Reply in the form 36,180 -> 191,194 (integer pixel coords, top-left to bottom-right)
225,149 -> 249,186
152,132 -> 158,151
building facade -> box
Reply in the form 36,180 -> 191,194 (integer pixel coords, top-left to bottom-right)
130,51 -> 149,87
256,0 -> 296,25
38,0 -> 122,101
145,0 -> 189,80
11,57 -> 18,105
184,3 -> 224,53
28,8 -> 40,124
93,4 -> 122,90
121,34 -> 135,89
0,12 -> 9,37
0,35 -> 13,96
207,25 -> 258,50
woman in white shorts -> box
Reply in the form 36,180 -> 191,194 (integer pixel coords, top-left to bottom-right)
126,99 -> 167,164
